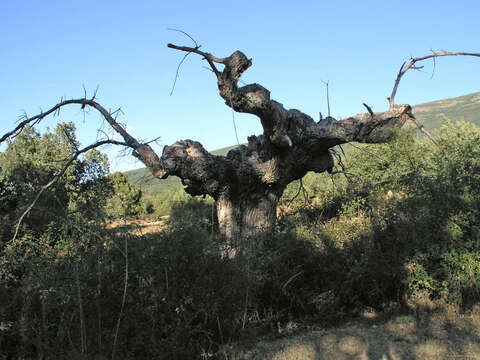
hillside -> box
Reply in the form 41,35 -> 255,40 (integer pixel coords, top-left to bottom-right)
125,92 -> 480,193
413,91 -> 480,129
125,144 -> 240,194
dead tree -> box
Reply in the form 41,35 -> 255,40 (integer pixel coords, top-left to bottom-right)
3,46 -> 479,244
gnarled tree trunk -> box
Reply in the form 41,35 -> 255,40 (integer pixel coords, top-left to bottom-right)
146,45 -> 414,244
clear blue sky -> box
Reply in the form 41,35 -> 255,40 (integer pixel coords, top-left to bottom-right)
1,0 -> 479,172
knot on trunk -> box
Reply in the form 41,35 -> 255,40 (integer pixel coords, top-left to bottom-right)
160,140 -> 225,195
224,51 -> 252,83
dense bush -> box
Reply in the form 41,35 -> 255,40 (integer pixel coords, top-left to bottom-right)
0,215 -> 329,359
0,123 -> 111,243
104,172 -> 143,219
279,121 -> 480,312
1,121 -> 479,358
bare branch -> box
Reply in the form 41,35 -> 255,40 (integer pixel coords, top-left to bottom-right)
388,51 -> 480,109
321,80 -> 331,116
3,98 -> 165,182
82,85 -> 87,109
144,136 -> 161,145
91,85 -> 100,101
408,116 -> 440,147
362,103 -> 374,119
167,28 -> 199,48
2,103 -> 66,144
167,43 -> 225,78
170,51 -> 192,95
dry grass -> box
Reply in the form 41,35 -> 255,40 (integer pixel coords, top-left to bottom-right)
107,217 -> 169,235
219,305 -> 480,360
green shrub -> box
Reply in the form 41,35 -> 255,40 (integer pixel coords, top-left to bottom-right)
2,121 -> 480,358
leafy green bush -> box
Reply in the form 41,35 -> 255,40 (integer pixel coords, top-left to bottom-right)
280,122 -> 480,311
104,172 -> 143,219
2,120 -> 479,358
0,123 -> 111,243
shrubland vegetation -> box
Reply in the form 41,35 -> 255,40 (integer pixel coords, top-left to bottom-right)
1,119 -> 479,359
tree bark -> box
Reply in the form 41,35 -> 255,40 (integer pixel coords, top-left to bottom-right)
153,45 -> 415,244
216,189 -> 279,241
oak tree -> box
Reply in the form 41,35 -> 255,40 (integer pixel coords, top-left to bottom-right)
2,44 -> 478,245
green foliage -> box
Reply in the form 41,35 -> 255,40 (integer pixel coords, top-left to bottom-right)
105,172 -> 143,219
279,121 -> 480,312
0,124 -> 111,242
1,119 -> 480,358
0,214 -> 329,359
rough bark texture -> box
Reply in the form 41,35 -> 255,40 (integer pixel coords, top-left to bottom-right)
153,46 -> 414,241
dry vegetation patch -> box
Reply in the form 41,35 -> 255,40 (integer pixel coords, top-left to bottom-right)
220,306 -> 480,360
107,217 -> 169,235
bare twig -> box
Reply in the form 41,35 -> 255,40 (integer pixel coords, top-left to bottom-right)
91,85 -> 100,101
429,49 -> 437,80
408,116 -> 440,147
388,51 -> 480,109
321,80 -> 330,116
167,28 -> 198,48
167,43 -> 226,78
170,52 -> 192,95
144,136 -> 161,145
2,99 -> 141,148
363,103 -> 374,120
282,270 -> 304,292
166,30 -> 204,95
228,93 -> 241,145
286,179 -> 310,207
82,85 -> 87,109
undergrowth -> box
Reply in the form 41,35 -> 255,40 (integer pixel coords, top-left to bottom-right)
1,121 -> 479,358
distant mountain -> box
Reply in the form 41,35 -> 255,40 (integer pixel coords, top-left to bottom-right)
125,92 -> 480,194
413,92 -> 480,129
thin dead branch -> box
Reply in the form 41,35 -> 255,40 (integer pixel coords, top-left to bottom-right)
167,30 -> 204,95
1,99 -> 140,148
167,28 -> 199,48
5,95 -> 167,240
408,116 -> 440,147
170,52 -> 192,95
388,51 -> 480,109
363,103 -> 374,120
167,43 -> 227,78
321,80 -> 331,116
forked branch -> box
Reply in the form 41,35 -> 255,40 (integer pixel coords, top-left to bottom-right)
388,51 -> 480,109
167,43 -> 227,78
1,98 -> 164,175
2,99 -> 138,147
